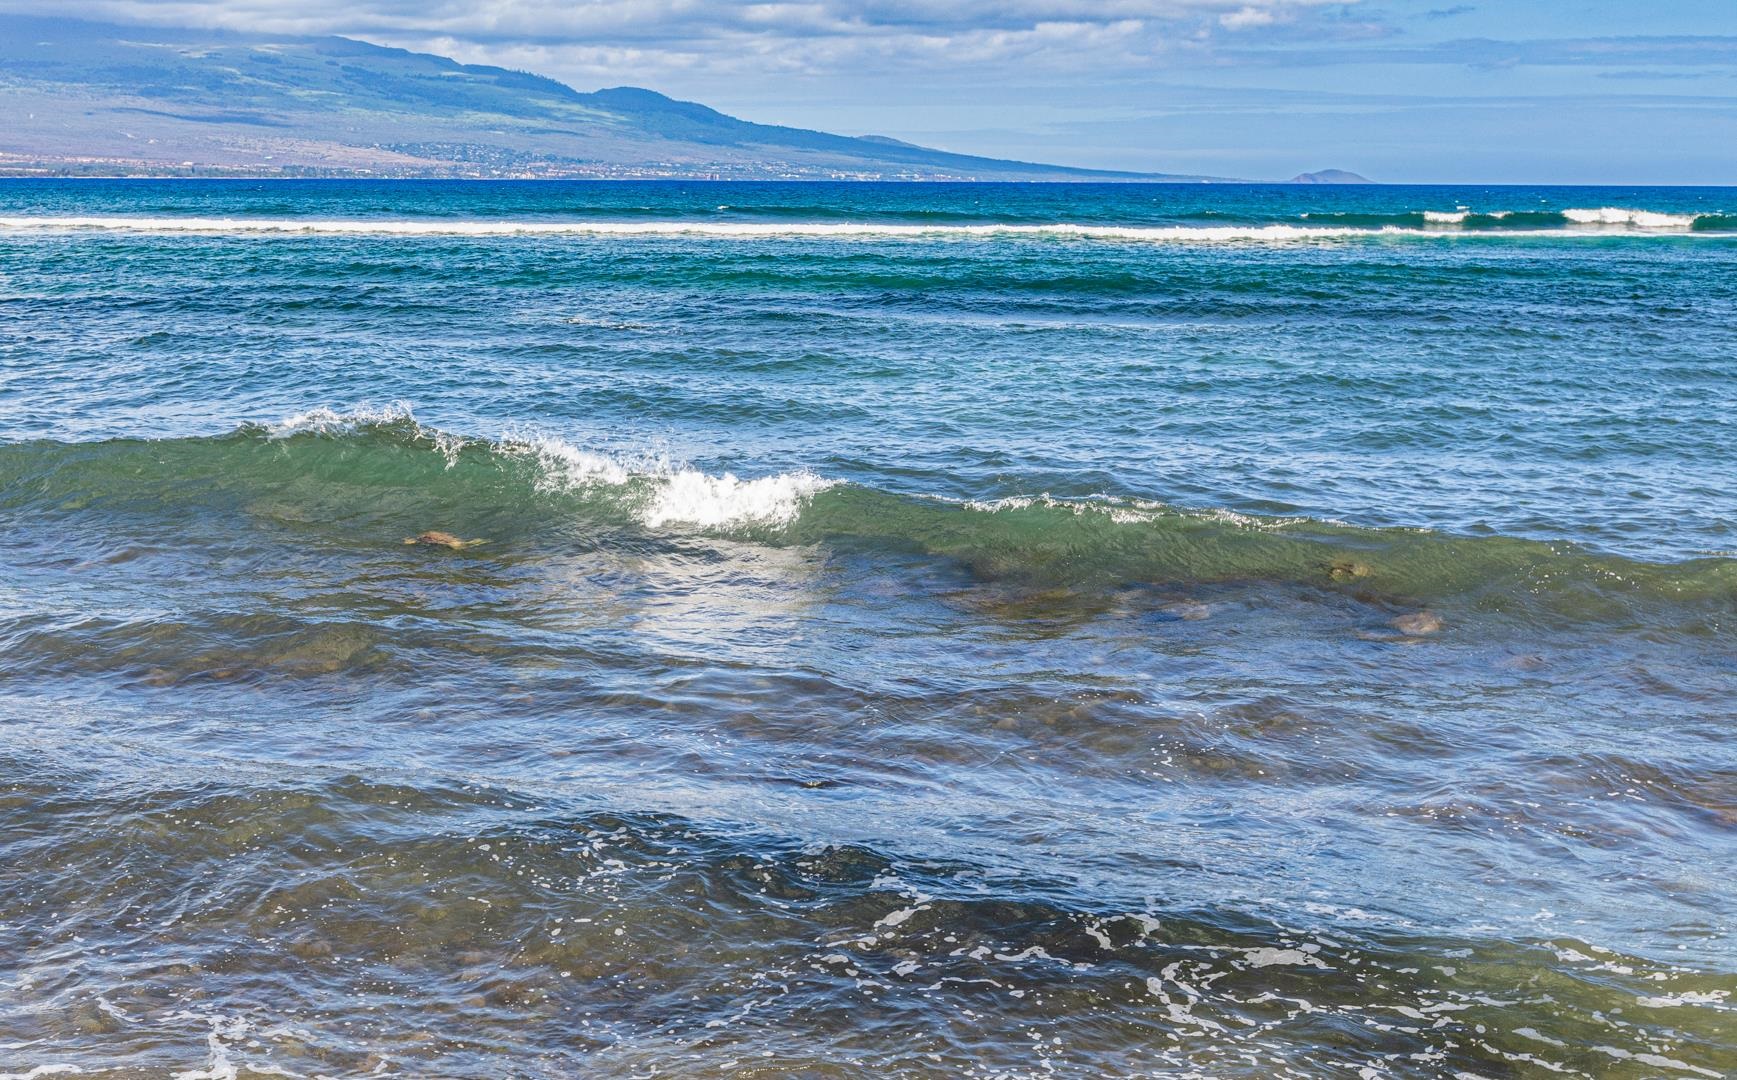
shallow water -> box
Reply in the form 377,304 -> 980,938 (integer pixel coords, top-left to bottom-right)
0,180 -> 1733,1078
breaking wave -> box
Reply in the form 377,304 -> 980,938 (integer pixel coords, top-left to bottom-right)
1561,207 -> 1699,228
262,405 -> 831,530
0,212 -> 1733,240
1301,207 -> 1731,231
519,433 -> 831,529
2,411 -> 1732,627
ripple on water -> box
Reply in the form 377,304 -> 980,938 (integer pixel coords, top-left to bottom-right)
1,768 -> 1732,1078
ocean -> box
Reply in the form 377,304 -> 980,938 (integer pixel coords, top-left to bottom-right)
0,179 -> 1732,1077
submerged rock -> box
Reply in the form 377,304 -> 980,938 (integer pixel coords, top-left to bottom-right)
1498,653 -> 1547,672
403,530 -> 486,550
1159,601 -> 1213,621
1328,560 -> 1373,582
1391,611 -> 1444,636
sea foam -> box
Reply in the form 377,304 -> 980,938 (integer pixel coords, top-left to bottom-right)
521,435 -> 830,529
258,408 -> 833,530
0,215 -> 1387,240
265,402 -> 419,437
1561,207 -> 1698,228
0,215 -> 1725,241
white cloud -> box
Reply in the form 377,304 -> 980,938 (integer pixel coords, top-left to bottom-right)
1219,7 -> 1277,30
7,0 -> 1364,75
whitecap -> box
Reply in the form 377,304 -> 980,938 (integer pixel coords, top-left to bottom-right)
513,434 -> 831,529
1561,207 -> 1697,228
254,413 -> 835,532
515,434 -> 636,487
264,402 -> 417,438
0,215 -> 1716,242
642,467 -> 832,529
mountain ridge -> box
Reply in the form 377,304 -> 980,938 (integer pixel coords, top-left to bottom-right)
0,15 -> 1232,182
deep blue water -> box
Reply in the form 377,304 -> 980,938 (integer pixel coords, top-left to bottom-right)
1,180 -> 1733,1078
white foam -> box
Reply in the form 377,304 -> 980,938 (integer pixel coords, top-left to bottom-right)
963,495 -> 1037,512
0,214 -> 1717,241
517,434 -> 636,487
1634,989 -> 1729,1008
0,214 -> 1367,241
963,492 -> 1162,524
1589,1045 -> 1722,1078
1424,210 -> 1469,224
1561,207 -> 1697,228
168,1014 -> 250,1080
874,905 -> 927,929
961,491 -> 1330,533
257,411 -> 833,531
517,434 -> 830,530
642,467 -> 831,529
1239,946 -> 1328,969
265,402 -> 417,437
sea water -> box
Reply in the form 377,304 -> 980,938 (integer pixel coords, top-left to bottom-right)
0,180 -> 1733,1077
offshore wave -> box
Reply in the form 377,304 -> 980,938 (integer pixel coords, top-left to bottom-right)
2,412 -> 1732,622
1562,207 -> 1696,228
0,213 -> 1733,240
265,405 -> 832,530
1303,207 -> 1733,231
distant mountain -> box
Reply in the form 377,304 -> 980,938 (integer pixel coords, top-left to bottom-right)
0,15 -> 1224,182
1289,170 -> 1374,185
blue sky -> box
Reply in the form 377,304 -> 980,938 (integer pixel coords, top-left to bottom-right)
11,0 -> 1737,181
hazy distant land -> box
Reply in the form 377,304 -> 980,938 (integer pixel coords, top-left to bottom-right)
0,15 -> 1363,182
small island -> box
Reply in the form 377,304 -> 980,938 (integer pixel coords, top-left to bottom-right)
1289,169 -> 1375,184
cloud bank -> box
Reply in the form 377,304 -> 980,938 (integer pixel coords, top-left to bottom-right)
2,0 -> 1380,78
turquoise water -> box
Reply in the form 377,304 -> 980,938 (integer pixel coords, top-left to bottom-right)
1,180 -> 1733,1077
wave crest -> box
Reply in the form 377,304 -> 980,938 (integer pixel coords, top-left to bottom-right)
266,402 -> 420,438
518,433 -> 830,529
0,213 -> 1730,241
3,416 -> 1732,627
254,408 -> 834,531
1561,207 -> 1698,228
